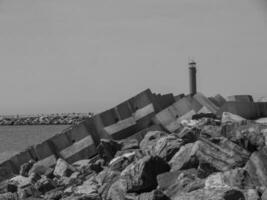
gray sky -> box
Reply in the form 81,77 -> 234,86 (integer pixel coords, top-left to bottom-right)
0,0 -> 267,114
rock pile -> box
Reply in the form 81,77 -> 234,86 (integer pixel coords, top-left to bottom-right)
0,113 -> 93,126
2,112 -> 267,199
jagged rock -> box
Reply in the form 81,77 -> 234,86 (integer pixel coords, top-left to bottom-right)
29,164 -> 51,177
44,188 -> 63,200
157,170 -> 184,191
221,112 -> 246,124
90,159 -> 104,173
222,168 -> 254,189
222,123 -> 265,152
197,161 -> 218,178
176,127 -> 199,144
61,194 -> 100,200
19,160 -> 35,177
74,176 -> 100,199
72,159 -> 91,171
35,176 -> 56,194
97,169 -> 121,200
61,171 -> 82,187
245,189 -> 260,200
9,175 -> 31,188
97,139 -> 122,164
6,182 -> 18,193
200,125 -> 222,138
17,183 -> 40,199
192,113 -> 217,120
205,173 -> 231,189
169,137 -> 250,172
262,189 -> 267,200
153,135 -> 183,161
197,137 -> 250,171
139,131 -> 168,154
121,155 -> 170,193
245,147 -> 267,188
163,169 -> 205,198
168,142 -> 199,171
0,192 -> 19,200
53,158 -> 77,177
171,188 -> 246,200
135,189 -> 170,200
109,151 -> 136,171
121,139 -> 139,150
106,178 -> 127,200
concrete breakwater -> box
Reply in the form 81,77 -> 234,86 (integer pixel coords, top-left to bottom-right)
2,88 -> 267,198
0,113 -> 93,126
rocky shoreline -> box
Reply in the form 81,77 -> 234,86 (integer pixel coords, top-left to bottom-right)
1,112 -> 267,199
0,113 -> 93,126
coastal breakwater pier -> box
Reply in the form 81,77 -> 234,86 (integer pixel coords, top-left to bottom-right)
2,64 -> 267,199
1,63 -> 267,182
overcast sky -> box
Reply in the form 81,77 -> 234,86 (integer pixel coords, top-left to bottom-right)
0,0 -> 267,115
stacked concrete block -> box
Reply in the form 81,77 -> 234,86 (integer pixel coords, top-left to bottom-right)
227,95 -> 254,103
194,93 -> 219,114
94,89 -> 166,140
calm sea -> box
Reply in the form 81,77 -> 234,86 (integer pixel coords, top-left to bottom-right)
0,125 -> 70,163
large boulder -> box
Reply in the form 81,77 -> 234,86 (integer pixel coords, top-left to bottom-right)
245,147 -> 267,188
73,176 -> 100,199
96,169 -> 121,200
97,139 -> 122,164
222,123 -> 266,152
169,142 -> 199,171
221,112 -> 246,124
29,164 -> 52,177
106,178 -> 128,200
35,176 -> 56,194
121,155 -> 170,193
135,189 -> 170,200
0,192 -> 19,200
171,188 -> 246,200
153,135 -> 183,161
140,131 -> 168,154
197,137 -> 250,171
169,137 -> 250,172
53,158 -> 77,177
162,169 -> 205,199
109,151 -> 136,172
19,160 -> 35,177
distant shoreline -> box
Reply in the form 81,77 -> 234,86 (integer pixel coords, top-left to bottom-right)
0,113 -> 93,126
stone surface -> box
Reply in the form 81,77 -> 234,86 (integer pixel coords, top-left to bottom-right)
245,147 -> 267,188
153,135 -> 183,161
139,131 -> 168,154
121,155 -> 170,193
53,158 -> 77,177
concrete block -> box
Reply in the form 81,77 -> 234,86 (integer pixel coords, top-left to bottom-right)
34,141 -> 57,167
49,132 -> 71,153
227,95 -> 254,103
173,96 -> 202,116
194,93 -> 219,114
154,106 -> 179,132
9,150 -> 32,172
218,102 -> 259,120
60,134 -> 97,163
157,93 -> 175,110
0,161 -> 16,182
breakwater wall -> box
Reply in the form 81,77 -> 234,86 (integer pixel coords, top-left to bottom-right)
1,89 -> 267,182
